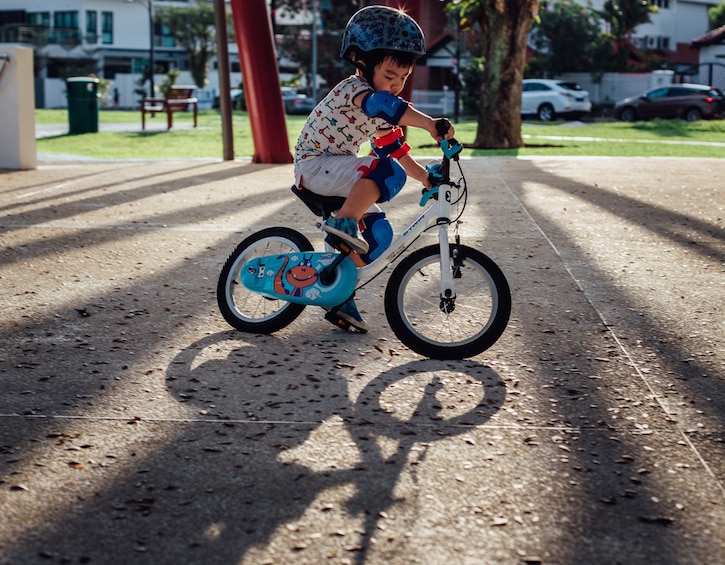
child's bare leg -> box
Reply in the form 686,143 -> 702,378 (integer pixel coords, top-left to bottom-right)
336,178 -> 381,221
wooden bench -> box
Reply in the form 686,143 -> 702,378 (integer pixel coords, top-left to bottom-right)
141,85 -> 198,130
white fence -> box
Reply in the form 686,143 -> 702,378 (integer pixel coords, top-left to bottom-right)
559,71 -> 676,104
411,89 -> 455,115
39,69 -> 704,111
36,69 -> 242,110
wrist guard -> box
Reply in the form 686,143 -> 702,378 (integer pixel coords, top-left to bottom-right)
372,127 -> 411,160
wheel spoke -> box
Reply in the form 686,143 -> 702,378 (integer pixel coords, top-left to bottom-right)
385,244 -> 510,359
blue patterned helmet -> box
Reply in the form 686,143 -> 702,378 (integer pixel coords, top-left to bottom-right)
340,6 -> 426,61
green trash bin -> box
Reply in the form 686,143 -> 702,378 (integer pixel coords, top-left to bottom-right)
66,76 -> 100,134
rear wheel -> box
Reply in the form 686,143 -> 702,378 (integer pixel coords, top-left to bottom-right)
217,227 -> 314,334
537,103 -> 555,122
685,107 -> 702,122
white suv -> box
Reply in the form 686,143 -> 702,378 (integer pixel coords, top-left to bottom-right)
521,79 -> 592,121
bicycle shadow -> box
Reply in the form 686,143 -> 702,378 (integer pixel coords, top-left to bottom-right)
165,331 -> 507,563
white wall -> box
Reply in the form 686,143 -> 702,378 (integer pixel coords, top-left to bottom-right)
0,0 -> 199,51
560,72 -> 670,104
0,46 -> 36,169
567,0 -> 714,45
696,46 -> 725,90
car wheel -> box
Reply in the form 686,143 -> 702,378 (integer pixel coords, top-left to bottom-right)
685,108 -> 702,122
620,107 -> 636,122
537,103 -> 555,122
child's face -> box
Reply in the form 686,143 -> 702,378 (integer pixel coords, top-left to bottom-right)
371,58 -> 413,96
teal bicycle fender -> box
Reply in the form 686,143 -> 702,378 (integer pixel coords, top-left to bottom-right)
241,251 -> 357,307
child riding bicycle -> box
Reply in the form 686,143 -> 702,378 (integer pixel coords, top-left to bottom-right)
293,5 -> 455,333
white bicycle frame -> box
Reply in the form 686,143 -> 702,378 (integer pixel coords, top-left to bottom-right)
327,181 -> 457,300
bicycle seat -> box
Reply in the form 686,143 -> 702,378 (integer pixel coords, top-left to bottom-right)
291,185 -> 346,219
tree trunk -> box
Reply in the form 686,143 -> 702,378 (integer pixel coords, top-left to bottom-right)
473,1 -> 537,149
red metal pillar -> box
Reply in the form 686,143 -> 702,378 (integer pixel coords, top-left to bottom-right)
229,0 -> 292,163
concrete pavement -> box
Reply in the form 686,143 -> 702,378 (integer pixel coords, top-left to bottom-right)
0,155 -> 723,564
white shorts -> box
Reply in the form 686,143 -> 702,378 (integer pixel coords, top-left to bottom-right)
294,155 -> 382,213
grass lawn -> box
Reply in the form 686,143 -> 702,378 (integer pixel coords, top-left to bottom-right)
35,109 -> 725,159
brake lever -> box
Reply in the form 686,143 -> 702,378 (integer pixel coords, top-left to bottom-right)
440,138 -> 463,160
420,186 -> 439,206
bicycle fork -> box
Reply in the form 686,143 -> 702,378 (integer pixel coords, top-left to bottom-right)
437,184 -> 457,314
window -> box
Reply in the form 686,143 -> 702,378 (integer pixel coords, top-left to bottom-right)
54,11 -> 78,30
558,82 -> 583,92
0,10 -> 26,25
668,87 -> 693,97
159,23 -> 175,47
86,10 -> 97,43
53,11 -> 79,46
532,83 -> 552,92
28,12 -> 50,27
649,0 -> 669,7
523,82 -> 551,92
102,11 -> 113,44
647,87 -> 669,99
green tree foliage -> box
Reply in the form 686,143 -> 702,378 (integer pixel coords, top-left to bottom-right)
447,0 -> 539,149
155,1 -> 216,89
709,1 -> 725,29
275,1 -> 358,94
529,1 -> 612,76
597,0 -> 657,71
460,56 -> 486,117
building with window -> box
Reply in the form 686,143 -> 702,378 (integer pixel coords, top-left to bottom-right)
0,0 -> 204,107
572,0 -> 720,65
1,0 -> 720,109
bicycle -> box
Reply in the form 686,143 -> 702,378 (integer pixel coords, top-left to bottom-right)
217,123 -> 511,359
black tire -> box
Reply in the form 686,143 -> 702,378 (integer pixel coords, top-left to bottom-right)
217,227 -> 314,334
537,103 -> 555,122
620,107 -> 636,122
685,107 -> 702,122
384,244 -> 511,359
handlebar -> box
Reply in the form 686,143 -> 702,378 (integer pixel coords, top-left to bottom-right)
434,118 -> 462,160
421,121 -> 464,206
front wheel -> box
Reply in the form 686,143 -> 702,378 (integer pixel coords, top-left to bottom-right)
217,227 -> 314,334
537,103 -> 555,122
384,244 -> 511,359
619,107 -> 636,122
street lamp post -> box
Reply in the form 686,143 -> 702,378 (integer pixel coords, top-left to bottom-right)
147,0 -> 155,97
126,0 -> 155,97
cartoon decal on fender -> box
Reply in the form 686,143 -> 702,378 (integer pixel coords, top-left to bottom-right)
274,254 -> 319,298
241,252 -> 357,307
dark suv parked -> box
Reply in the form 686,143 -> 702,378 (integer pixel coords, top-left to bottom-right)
614,84 -> 724,122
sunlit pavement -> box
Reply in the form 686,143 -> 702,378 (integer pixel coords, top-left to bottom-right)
1,156 -> 723,564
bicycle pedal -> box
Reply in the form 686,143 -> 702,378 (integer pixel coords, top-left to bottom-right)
324,309 -> 352,330
323,309 -> 368,333
324,233 -> 355,255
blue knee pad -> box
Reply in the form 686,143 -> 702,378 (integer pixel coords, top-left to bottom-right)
362,158 -> 406,203
359,212 -> 393,264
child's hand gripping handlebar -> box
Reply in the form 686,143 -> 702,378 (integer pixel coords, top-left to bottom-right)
435,118 -> 462,160
421,119 -> 463,206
